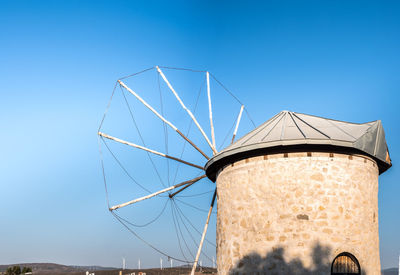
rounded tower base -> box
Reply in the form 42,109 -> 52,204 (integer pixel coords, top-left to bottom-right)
216,152 -> 380,275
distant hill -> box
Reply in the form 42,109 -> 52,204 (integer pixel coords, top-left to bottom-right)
0,263 -> 216,275
69,265 -> 117,271
382,267 -> 399,275
0,263 -> 116,274
0,263 -> 395,275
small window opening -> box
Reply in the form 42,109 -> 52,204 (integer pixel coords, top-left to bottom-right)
331,252 -> 360,275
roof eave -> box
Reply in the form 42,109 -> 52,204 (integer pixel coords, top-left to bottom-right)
205,141 -> 391,182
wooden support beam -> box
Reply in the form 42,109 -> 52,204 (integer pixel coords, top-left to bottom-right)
156,66 -> 217,155
206,72 -> 216,153
118,80 -> 209,160
191,189 -> 217,275
98,132 -> 204,170
109,176 -> 205,211
169,175 -> 206,198
231,105 -> 244,144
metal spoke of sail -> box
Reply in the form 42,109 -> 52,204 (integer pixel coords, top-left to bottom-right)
98,132 -> 203,170
231,105 -> 244,144
206,71 -> 216,151
156,66 -> 217,155
118,79 -> 209,160
191,189 -> 217,275
169,175 -> 206,198
109,175 -> 206,211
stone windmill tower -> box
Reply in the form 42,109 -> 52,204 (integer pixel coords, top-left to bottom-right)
205,111 -> 392,275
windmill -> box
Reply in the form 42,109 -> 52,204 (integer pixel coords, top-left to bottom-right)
98,66 -> 392,275
98,66 -> 254,274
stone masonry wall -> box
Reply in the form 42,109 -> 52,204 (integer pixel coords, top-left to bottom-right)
216,152 -> 380,275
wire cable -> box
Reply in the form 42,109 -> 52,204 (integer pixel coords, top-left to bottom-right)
172,200 -> 215,263
176,189 -> 215,198
170,200 -> 192,262
119,67 -> 155,80
175,198 -> 216,214
101,137 -> 152,194
111,210 -> 192,263
218,115 -> 238,151
98,82 -> 118,132
171,199 -> 195,261
158,66 -> 206,73
113,198 -> 169,228
174,199 -> 216,248
98,136 -> 111,209
120,86 -> 167,189
209,72 -> 256,128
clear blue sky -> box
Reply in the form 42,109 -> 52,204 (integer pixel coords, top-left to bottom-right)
1,0 -> 399,270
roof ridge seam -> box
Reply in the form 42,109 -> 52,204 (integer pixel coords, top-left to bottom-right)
288,112 -> 306,139
292,112 -> 331,139
239,111 -> 284,145
260,112 -> 287,142
293,111 -> 378,125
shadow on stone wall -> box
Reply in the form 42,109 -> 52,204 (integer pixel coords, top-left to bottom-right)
229,243 -> 363,275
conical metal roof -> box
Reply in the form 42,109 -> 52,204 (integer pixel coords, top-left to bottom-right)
205,111 -> 392,181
